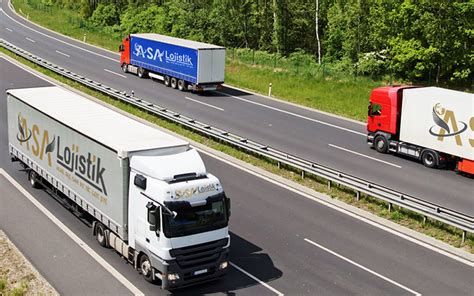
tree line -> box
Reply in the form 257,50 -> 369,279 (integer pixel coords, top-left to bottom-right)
48,0 -> 473,84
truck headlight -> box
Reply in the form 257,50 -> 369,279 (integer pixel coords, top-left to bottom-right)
167,273 -> 180,281
219,261 -> 228,270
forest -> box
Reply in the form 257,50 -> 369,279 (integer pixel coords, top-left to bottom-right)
30,0 -> 473,85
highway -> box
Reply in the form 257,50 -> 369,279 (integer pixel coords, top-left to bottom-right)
0,0 -> 472,216
1,53 -> 473,295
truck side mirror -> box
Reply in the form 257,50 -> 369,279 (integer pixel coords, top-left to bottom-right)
225,197 -> 231,218
146,202 -> 159,231
119,45 -> 124,52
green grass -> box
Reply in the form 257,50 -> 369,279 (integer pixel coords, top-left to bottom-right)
12,0 -> 384,121
13,0 -> 121,50
226,62 -> 380,120
2,46 -> 472,253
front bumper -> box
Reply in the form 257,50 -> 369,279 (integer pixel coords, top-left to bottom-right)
160,248 -> 229,290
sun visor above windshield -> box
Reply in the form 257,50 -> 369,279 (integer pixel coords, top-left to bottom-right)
131,148 -> 207,182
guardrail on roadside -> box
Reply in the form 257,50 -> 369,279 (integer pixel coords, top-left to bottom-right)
2,39 -> 472,240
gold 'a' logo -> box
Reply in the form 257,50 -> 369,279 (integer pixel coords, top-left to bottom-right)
17,113 -> 56,167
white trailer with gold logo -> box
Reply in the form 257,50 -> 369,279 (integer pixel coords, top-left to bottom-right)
7,86 -> 230,289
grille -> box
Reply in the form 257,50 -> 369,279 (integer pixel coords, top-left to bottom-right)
170,238 -> 227,269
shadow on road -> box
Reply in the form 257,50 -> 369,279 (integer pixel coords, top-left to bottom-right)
171,232 -> 282,295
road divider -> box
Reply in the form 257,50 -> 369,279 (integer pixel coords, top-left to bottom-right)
184,96 -> 224,111
55,50 -> 70,58
1,39 -> 472,242
328,144 -> 402,168
104,68 -> 126,78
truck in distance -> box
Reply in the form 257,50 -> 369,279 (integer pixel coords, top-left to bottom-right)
119,33 -> 226,92
7,86 -> 231,289
367,86 -> 473,175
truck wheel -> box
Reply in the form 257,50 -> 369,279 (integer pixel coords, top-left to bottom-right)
170,77 -> 178,89
374,135 -> 388,153
95,223 -> 108,247
139,254 -> 155,283
138,67 -> 147,78
28,170 -> 41,188
177,79 -> 186,91
121,63 -> 128,73
421,150 -> 439,169
164,75 -> 170,87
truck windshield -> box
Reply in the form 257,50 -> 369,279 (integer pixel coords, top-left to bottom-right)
163,198 -> 228,238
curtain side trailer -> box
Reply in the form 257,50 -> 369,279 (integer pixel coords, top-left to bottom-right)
119,33 -> 225,92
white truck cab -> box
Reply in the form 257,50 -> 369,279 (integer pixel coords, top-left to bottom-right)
128,148 -> 230,288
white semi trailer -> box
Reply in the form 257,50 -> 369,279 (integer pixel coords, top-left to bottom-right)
7,86 -> 231,289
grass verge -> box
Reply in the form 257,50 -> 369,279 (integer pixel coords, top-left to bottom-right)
0,230 -> 57,295
1,46 -> 472,254
11,0 -> 382,121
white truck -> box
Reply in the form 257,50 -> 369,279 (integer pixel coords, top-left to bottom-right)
7,86 -> 231,289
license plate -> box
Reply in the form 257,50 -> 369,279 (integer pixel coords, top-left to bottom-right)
194,268 -> 208,275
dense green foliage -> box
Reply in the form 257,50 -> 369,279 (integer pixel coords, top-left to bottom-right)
29,0 -> 472,85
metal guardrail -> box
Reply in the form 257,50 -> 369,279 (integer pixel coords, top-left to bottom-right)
2,39 -> 473,237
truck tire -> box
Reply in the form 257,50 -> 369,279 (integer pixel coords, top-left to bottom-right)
164,75 -> 170,87
121,63 -> 128,73
177,79 -> 186,91
28,170 -> 41,188
421,150 -> 439,169
95,223 -> 108,247
138,67 -> 147,78
374,135 -> 389,153
170,77 -> 178,89
139,254 -> 155,283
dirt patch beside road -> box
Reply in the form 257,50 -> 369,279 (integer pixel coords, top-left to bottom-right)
0,230 -> 57,295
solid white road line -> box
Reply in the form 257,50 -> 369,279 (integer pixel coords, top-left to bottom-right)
6,27 -> 12,32
104,69 -> 127,78
217,91 -> 366,137
304,238 -> 421,296
25,37 -> 35,43
185,96 -> 224,111
0,6 -> 118,62
0,169 -> 144,296
328,143 -> 402,168
230,262 -> 284,296
55,50 -> 70,58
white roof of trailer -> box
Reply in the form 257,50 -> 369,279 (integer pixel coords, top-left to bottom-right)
7,86 -> 189,157
132,33 -> 225,50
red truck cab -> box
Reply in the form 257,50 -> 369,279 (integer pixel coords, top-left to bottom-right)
119,36 -> 130,70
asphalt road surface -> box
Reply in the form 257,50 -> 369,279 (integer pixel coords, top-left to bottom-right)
0,0 -> 472,216
1,54 -> 473,295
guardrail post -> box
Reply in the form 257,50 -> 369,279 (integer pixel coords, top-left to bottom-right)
131,90 -> 134,97
268,83 -> 272,97
461,231 -> 466,245
388,202 -> 392,213
327,181 -> 331,190
355,191 -> 360,201
83,34 -> 86,43
277,161 -> 281,169
301,171 -> 305,179
423,216 -> 427,224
